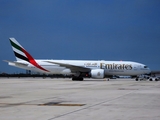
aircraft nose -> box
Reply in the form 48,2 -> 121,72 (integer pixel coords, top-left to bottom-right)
148,68 -> 151,74
147,69 -> 151,74
145,68 -> 151,75
142,64 -> 151,75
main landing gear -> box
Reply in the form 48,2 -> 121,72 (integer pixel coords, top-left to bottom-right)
72,77 -> 84,81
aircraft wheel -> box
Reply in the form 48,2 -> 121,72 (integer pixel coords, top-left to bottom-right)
72,77 -> 83,81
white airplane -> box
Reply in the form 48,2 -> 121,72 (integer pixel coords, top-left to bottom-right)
4,38 -> 151,81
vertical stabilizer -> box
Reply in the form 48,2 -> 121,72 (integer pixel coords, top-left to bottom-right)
9,38 -> 49,72
9,38 -> 29,61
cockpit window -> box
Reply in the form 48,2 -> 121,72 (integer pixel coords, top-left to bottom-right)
144,66 -> 148,68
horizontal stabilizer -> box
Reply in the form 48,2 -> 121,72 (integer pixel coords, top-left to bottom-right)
3,60 -> 28,66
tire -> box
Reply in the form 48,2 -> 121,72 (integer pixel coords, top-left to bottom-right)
72,77 -> 84,81
135,78 -> 139,81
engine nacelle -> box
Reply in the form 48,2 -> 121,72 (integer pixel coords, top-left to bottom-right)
91,69 -> 105,79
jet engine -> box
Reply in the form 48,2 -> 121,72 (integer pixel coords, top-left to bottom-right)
91,69 -> 105,79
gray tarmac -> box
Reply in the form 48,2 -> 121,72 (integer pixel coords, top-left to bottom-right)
0,78 -> 160,120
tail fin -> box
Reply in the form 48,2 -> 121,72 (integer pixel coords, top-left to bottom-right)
9,38 -> 31,62
9,38 -> 49,72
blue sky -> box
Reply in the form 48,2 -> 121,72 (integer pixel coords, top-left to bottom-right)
0,0 -> 160,73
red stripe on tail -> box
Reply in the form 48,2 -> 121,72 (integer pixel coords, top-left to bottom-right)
21,48 -> 49,72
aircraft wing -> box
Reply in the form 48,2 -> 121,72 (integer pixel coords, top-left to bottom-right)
3,60 -> 28,66
45,61 -> 91,73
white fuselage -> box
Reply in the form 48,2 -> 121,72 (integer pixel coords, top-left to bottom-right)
9,60 -> 151,76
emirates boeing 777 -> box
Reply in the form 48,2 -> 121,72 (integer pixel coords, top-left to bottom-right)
4,38 -> 151,81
